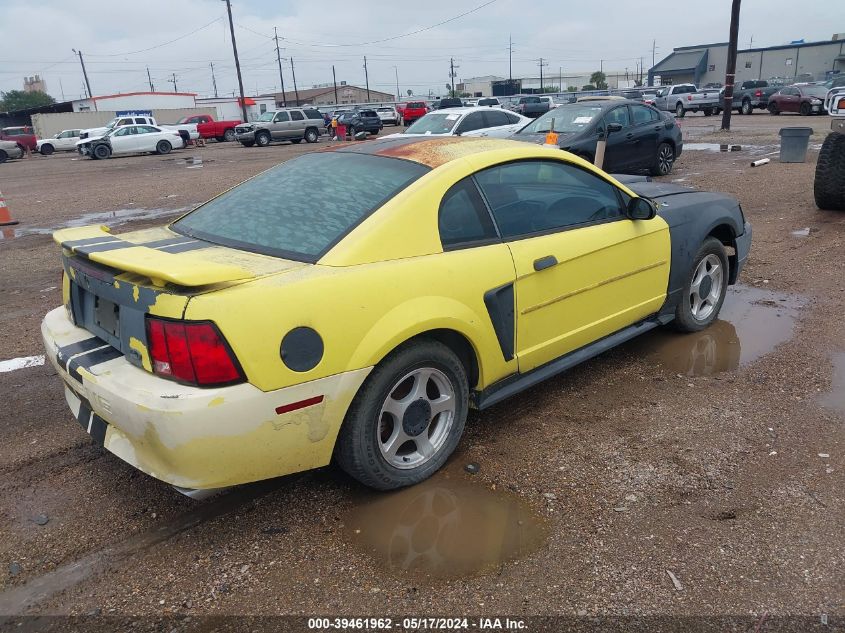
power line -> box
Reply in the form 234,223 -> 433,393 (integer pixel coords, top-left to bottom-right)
85,16 -> 225,57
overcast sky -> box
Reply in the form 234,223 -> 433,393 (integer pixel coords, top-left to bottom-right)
2,0 -> 843,100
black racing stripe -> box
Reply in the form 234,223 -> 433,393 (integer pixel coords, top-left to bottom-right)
62,236 -> 122,248
56,337 -> 105,369
68,346 -> 122,383
157,240 -> 211,254
142,237 -> 195,249
89,416 -> 108,445
74,241 -> 137,255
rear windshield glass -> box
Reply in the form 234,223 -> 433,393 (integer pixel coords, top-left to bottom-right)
172,153 -> 429,261
407,102 -> 425,108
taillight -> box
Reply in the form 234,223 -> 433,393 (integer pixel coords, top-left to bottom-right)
146,317 -> 244,387
687,95 -> 692,101
755,90 -> 762,97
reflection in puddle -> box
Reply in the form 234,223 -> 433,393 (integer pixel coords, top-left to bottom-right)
0,207 -> 190,240
345,474 -> 547,578
820,353 -> 845,414
631,285 -> 802,376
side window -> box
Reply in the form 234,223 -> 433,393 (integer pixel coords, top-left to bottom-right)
438,178 -> 497,249
475,160 -> 624,239
118,118 -> 133,126
604,106 -> 630,128
290,110 -> 305,121
114,127 -> 133,136
631,105 -> 656,125
483,110 -> 510,127
456,112 -> 485,134
138,126 -> 158,134
134,118 -> 147,124
504,111 -> 521,124
274,112 -> 290,122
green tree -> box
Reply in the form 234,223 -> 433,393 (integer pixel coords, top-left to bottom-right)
567,86 -> 578,92
582,84 -> 596,91
406,89 -> 413,96
589,71 -> 608,89
543,85 -> 559,93
0,90 -> 55,111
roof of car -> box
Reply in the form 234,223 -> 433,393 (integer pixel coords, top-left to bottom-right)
330,136 -> 530,168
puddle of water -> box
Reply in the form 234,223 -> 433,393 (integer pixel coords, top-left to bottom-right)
819,353 -> 845,414
630,285 -> 802,376
168,156 -> 210,168
344,473 -> 547,579
791,227 -> 811,237
0,207 -> 190,240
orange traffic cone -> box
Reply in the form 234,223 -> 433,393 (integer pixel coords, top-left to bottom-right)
0,190 -> 19,226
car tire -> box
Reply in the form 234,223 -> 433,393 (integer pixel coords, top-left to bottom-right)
741,100 -> 753,115
93,144 -> 111,160
156,140 -> 172,155
304,128 -> 319,143
223,128 -> 236,142
241,140 -> 255,148
799,102 -> 811,116
675,102 -> 685,118
650,142 -> 675,176
335,339 -> 469,490
768,103 -> 780,115
813,132 -> 845,211
291,138 -> 302,144
40,144 -> 54,155
370,129 -> 379,136
703,108 -> 713,116
256,131 -> 271,147
673,237 -> 729,332
0,150 -> 7,164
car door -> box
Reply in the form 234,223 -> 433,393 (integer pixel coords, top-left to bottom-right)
289,110 -> 306,138
779,87 -> 800,112
599,105 -> 633,171
478,109 -> 518,137
474,159 -> 670,371
135,125 -> 163,151
271,111 -> 290,139
455,112 -> 487,136
109,126 -> 135,153
627,104 -> 661,170
56,130 -> 76,150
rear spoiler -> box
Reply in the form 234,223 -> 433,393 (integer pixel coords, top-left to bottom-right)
54,226 -> 253,287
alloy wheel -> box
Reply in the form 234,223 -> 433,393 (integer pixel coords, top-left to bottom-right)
689,254 -> 724,321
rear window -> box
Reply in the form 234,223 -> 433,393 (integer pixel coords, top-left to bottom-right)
303,109 -> 323,120
172,153 -> 429,262
359,110 -> 378,117
407,102 -> 425,109
2,127 -> 31,136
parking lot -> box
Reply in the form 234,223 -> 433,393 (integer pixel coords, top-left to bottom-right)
0,114 -> 843,623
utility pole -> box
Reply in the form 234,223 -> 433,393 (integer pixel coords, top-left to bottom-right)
721,0 -> 742,130
393,65 -> 400,101
290,57 -> 300,105
210,62 -> 218,98
538,58 -> 548,92
640,56 -> 644,84
508,34 -> 513,94
72,49 -> 94,105
274,27 -> 287,106
332,65 -> 339,104
223,0 -> 248,123
449,58 -> 459,96
559,66 -> 562,92
652,39 -> 656,70
146,66 -> 154,91
363,56 -> 371,102
169,73 -> 178,92
59,77 -> 65,101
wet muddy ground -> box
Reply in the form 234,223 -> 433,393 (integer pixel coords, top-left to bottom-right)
0,116 -> 843,625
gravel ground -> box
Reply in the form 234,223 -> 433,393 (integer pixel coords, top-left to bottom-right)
0,116 -> 842,628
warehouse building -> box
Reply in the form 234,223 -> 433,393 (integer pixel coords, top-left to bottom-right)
266,84 -> 394,107
648,34 -> 845,86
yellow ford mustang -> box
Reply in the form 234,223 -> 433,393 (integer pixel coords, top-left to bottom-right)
42,137 -> 751,493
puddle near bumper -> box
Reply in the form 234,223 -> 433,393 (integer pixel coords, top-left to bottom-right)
819,353 -> 845,414
0,207 -> 190,240
631,285 -> 802,376
344,473 -> 547,579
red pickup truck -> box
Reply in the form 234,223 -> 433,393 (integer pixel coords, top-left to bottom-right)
164,115 -> 243,142
398,101 -> 429,126
1,126 -> 37,151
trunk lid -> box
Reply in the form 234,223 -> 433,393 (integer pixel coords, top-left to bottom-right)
56,224 -> 306,373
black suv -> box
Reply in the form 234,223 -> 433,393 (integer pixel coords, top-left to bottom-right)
435,98 -> 464,109
337,109 -> 383,136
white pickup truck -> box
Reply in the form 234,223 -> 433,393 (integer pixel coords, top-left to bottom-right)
652,84 -> 721,118
80,116 -> 190,145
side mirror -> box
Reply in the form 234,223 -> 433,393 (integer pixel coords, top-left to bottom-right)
606,122 -> 623,134
627,197 -> 657,220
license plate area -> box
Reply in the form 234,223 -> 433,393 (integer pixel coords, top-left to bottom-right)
94,296 -> 120,338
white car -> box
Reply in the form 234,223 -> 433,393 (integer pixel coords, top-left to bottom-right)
384,106 -> 531,139
37,129 -> 82,155
375,106 -> 400,125
75,124 -> 183,159
79,115 -> 159,140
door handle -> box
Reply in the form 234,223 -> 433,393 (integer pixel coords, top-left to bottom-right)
625,132 -> 634,139
533,255 -> 558,271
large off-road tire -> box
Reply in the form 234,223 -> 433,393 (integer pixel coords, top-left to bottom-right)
741,99 -> 753,115
335,339 -> 469,490
92,144 -> 111,160
255,131 -> 271,147
675,102 -> 685,118
40,144 -> 55,155
650,142 -> 675,176
673,238 -> 729,332
223,128 -> 236,142
304,127 -> 319,143
156,140 -> 172,155
814,132 -> 845,211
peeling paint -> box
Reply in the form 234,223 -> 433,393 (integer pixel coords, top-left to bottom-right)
208,397 -> 225,408
129,337 -> 152,372
132,286 -> 140,302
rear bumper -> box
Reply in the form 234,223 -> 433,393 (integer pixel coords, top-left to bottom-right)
41,306 -> 371,490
